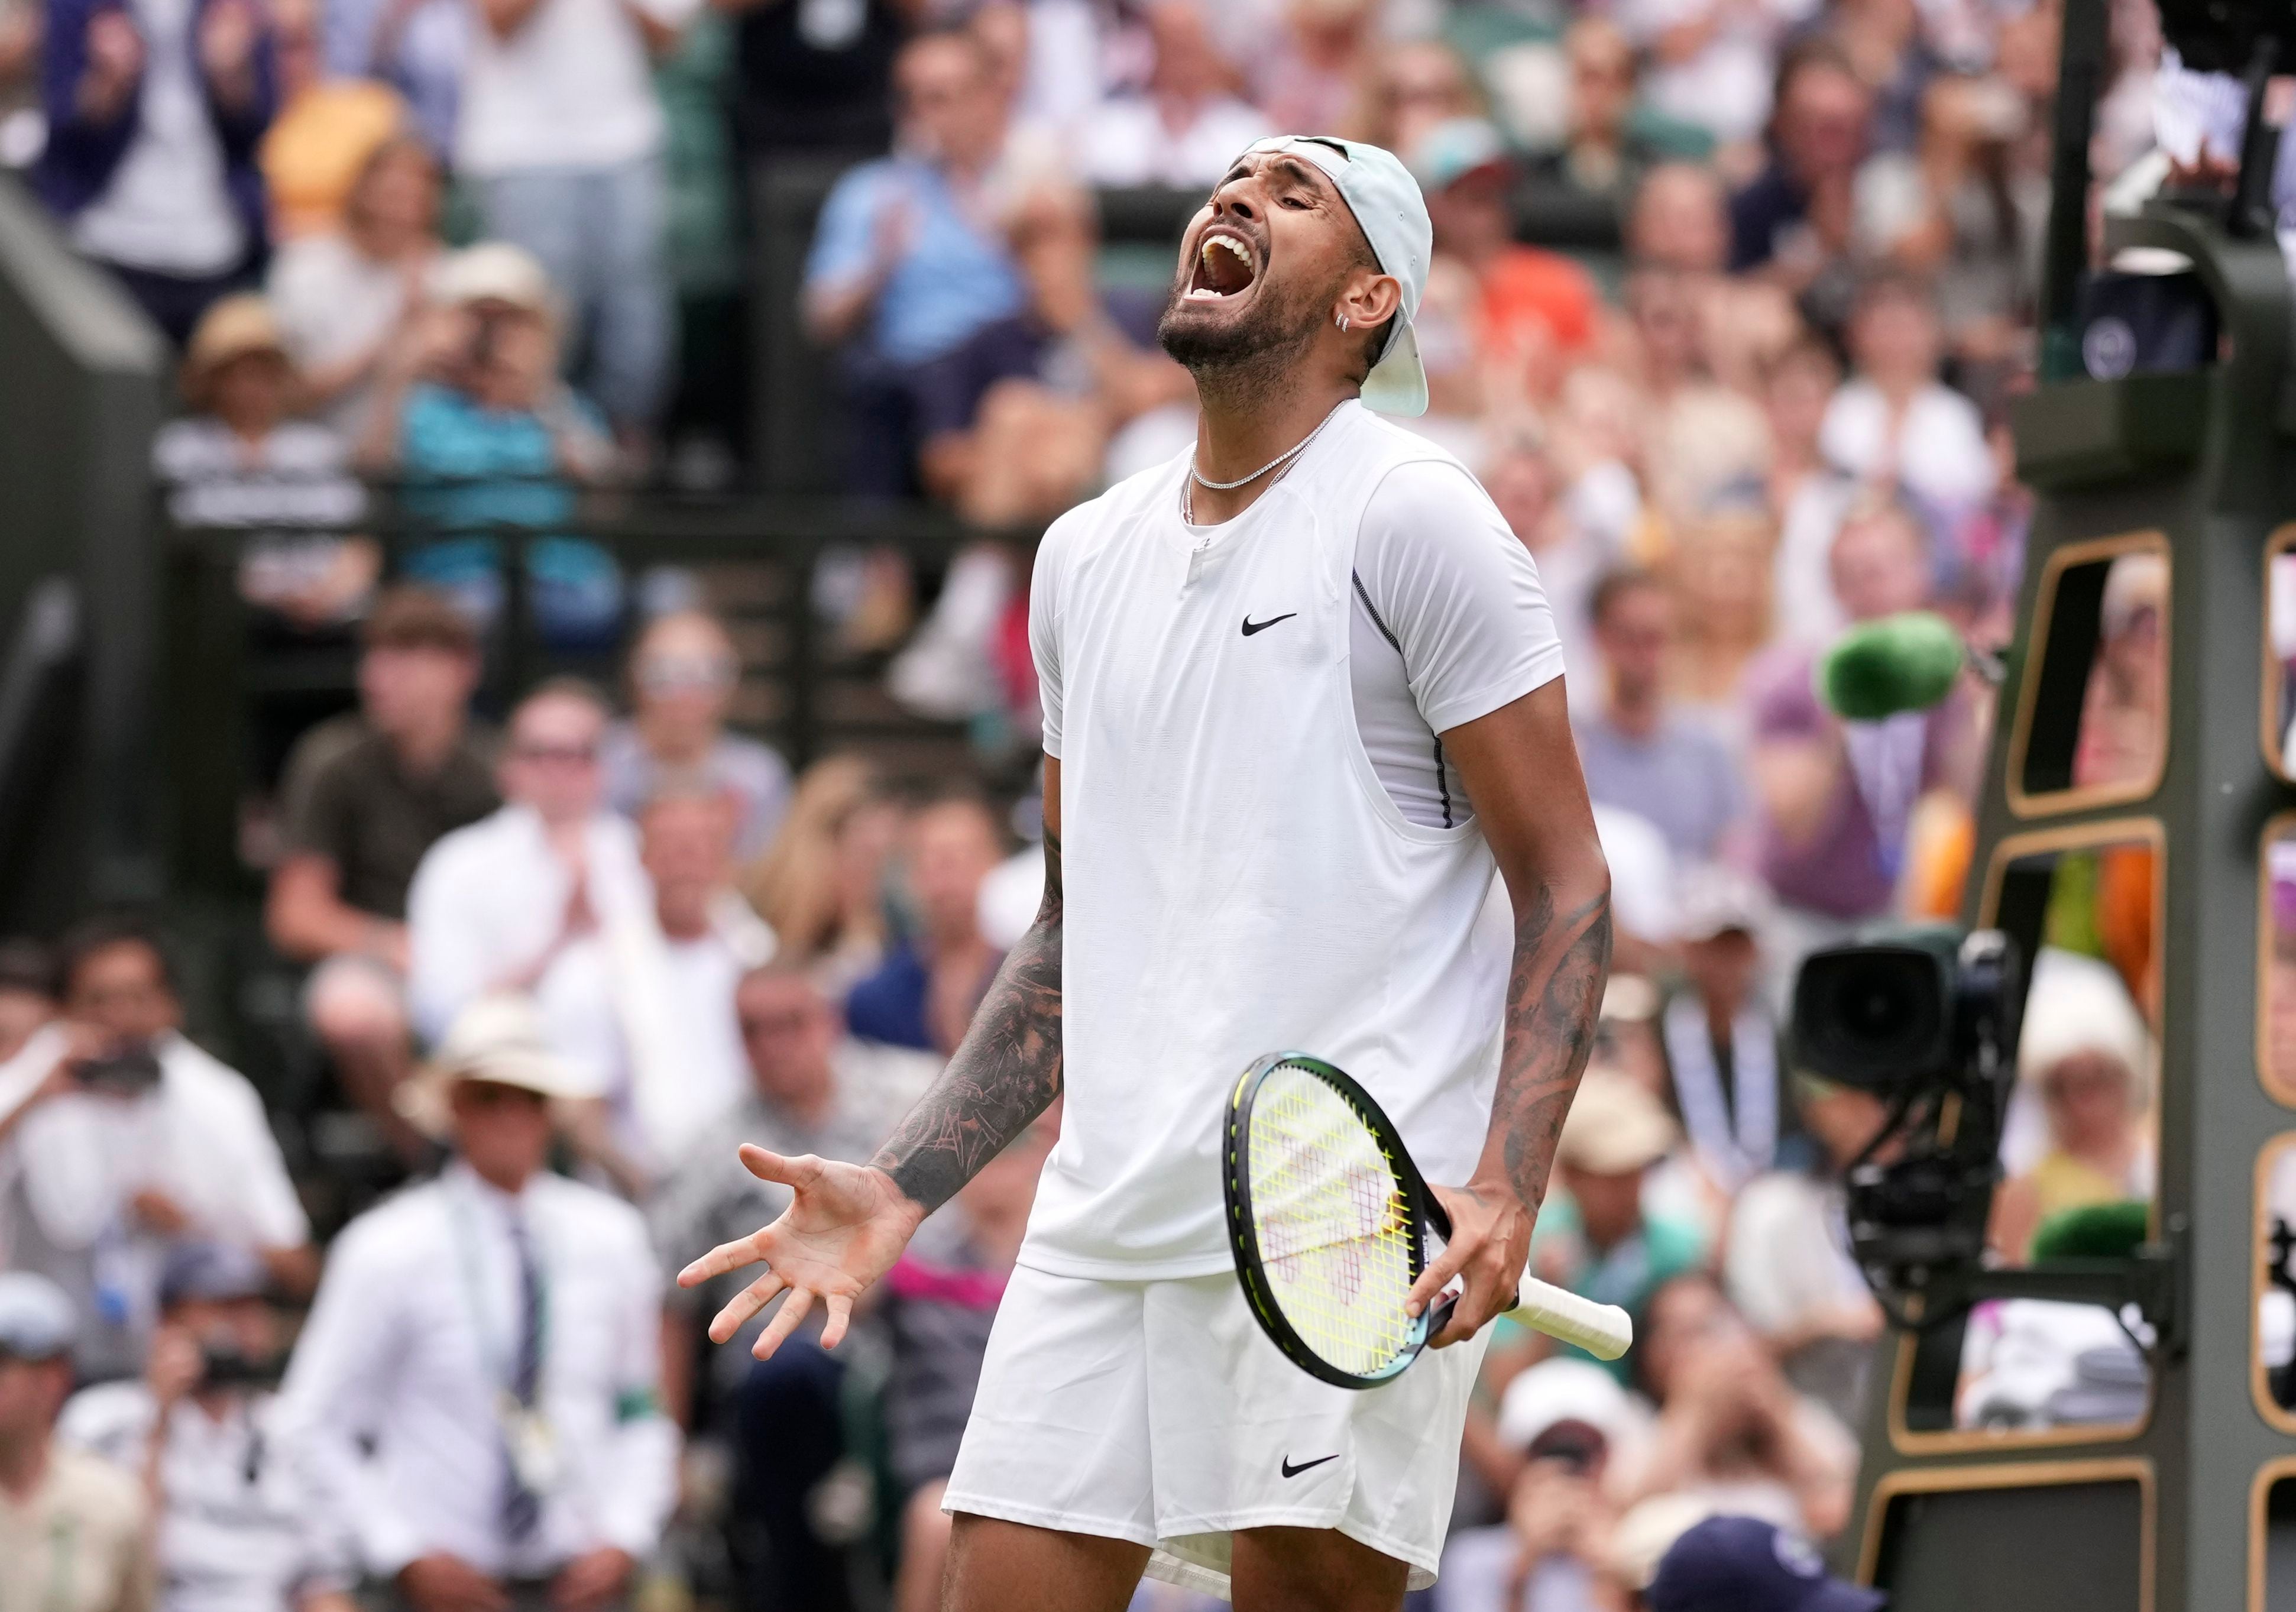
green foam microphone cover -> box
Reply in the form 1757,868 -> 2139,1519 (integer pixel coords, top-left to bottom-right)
2029,1199 -> 2152,1263
1817,610 -> 1967,722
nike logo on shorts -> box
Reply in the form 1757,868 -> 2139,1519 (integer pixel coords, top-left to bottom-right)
1241,613 -> 1298,636
1280,1454 -> 1339,1478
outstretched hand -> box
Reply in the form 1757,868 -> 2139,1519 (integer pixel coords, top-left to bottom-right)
1407,1182 -> 1532,1349
677,1145 -> 925,1359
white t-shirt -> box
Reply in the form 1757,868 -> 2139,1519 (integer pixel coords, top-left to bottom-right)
267,235 -> 425,436
1819,379 -> 1998,510
1080,95 -> 1275,189
455,0 -> 698,174
70,0 -> 244,273
1025,402 -> 1566,1277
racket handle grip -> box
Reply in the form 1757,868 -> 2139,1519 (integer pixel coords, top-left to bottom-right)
1507,1278 -> 1633,1362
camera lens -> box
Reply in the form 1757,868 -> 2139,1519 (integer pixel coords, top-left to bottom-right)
1835,969 -> 1922,1050
1792,943 -> 1951,1092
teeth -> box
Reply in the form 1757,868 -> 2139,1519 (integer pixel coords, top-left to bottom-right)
1202,235 -> 1252,270
1186,287 -> 1220,299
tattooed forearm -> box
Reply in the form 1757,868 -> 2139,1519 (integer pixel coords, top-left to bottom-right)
1484,882 -> 1613,1210
870,829 -> 1064,1213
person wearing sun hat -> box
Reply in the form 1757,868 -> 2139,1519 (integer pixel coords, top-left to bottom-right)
681,131 -> 1607,1608
276,993 -> 675,1612
156,293 -> 374,629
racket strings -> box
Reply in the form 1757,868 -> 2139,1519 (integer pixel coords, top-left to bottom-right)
1248,1068 -> 1420,1377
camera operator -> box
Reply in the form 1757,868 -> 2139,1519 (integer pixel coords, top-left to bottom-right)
59,1245 -> 349,1612
0,917 -> 316,1383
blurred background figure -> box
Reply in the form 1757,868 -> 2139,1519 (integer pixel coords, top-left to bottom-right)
268,585 -> 494,1165
0,1272 -> 154,1612
843,791 -> 1005,1054
1647,1513 -> 1885,1612
0,940 -> 55,1064
60,1243 -> 341,1612
1081,0 -> 1269,188
1660,866 -> 1782,1200
602,610 -> 792,861
743,756 -> 901,993
278,996 -> 673,1612
0,917 -> 315,1383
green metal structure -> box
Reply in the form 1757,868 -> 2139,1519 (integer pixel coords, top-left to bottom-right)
1845,3 -> 2296,1607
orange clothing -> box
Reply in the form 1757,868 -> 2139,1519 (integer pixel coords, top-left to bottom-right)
1479,245 -> 1599,355
260,79 -> 409,240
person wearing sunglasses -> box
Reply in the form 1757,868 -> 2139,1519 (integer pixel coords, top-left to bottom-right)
405,678 -> 651,1045
600,611 -> 792,864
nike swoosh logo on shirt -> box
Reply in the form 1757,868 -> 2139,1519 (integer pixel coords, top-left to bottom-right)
1241,613 -> 1298,636
1281,1454 -> 1340,1478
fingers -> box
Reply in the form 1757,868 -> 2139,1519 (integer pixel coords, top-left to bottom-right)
1406,1236 -> 1471,1319
738,1145 -> 820,1189
705,1267 -> 786,1345
752,1286 -> 815,1361
820,1291 -> 854,1351
678,1229 -> 769,1289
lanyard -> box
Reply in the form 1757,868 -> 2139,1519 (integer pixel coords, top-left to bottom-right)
446,1176 -> 551,1399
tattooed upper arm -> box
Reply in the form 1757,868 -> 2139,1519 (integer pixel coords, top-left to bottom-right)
870,826 -> 1064,1214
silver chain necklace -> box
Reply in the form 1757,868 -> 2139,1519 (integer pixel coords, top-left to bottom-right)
1189,403 -> 1344,494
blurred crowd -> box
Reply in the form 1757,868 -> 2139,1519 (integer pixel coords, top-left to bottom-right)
0,0 -> 2206,1605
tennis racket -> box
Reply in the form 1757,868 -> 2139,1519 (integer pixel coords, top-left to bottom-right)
1222,1051 -> 1633,1390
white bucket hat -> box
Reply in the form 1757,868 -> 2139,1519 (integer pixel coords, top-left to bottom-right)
397,992 -> 603,1137
1238,135 -> 1433,417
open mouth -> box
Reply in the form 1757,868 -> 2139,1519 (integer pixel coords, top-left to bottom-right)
1186,226 -> 1259,301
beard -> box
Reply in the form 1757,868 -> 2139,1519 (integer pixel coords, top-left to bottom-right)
1156,265 -> 1327,386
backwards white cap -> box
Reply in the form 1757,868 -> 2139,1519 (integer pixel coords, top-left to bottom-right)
1238,135 -> 1433,417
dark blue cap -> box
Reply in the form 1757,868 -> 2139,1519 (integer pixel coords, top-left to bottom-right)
1648,1517 -> 1887,1612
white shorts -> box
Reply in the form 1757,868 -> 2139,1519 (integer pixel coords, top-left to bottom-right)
941,1263 -> 1489,1600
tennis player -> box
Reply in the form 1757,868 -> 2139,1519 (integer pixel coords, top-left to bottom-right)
681,135 -> 1612,1612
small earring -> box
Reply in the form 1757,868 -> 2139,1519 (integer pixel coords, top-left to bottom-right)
1336,313 -> 1350,331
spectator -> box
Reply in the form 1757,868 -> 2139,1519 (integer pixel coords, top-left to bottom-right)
0,1273 -> 154,1612
277,995 -> 674,1612
406,678 -> 650,1044
1531,17 -> 1662,209
911,183 -> 1191,529
37,0 -> 279,344
804,29 -> 1026,498
1647,1514 -> 1884,1611
844,792 -> 1005,1054
456,0 -> 692,448
320,0 -> 466,157
154,295 -> 374,635
0,940 -> 54,1064
1609,1274 -> 1858,1540
1411,118 -> 1601,368
267,586 -> 496,1164
742,755 -> 900,992
268,132 -> 444,439
1615,0 -> 1802,153
1352,38 -> 1481,159
1528,1076 -> 1708,1383
722,0 -> 903,160
884,1116 -> 1055,1612
1629,161 -> 1732,276
540,784 -> 777,1195
1762,335 -> 1849,642
1081,0 -> 1270,188
1819,268 -> 1996,510
1664,509 -> 1779,733
0,917 -> 316,1383
1573,569 -> 1749,865
1660,865 -> 1783,1197
255,0 -> 406,239
1726,1080 -> 1888,1429
2070,552 -> 2167,794
601,610 -> 792,862
1730,40 -> 1873,289
1258,0 -> 1372,138
59,1244 -> 343,1612
1746,495 -> 1980,959
360,244 -> 624,650
647,963 -> 934,1611
1990,949 -> 2155,1263
1440,1357 -> 1647,1612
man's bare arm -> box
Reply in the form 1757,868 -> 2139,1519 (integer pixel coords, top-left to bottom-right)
870,761 -> 1064,1213
1407,679 -> 1612,1342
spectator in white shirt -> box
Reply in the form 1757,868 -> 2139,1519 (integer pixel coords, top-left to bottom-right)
1818,267 -> 1997,511
0,938 -> 56,1064
458,0 -> 695,444
276,995 -> 675,1612
61,1243 -> 347,1612
1080,0 -> 1272,189
406,679 -> 650,1045
0,917 -> 315,1383
541,782 -> 777,1196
